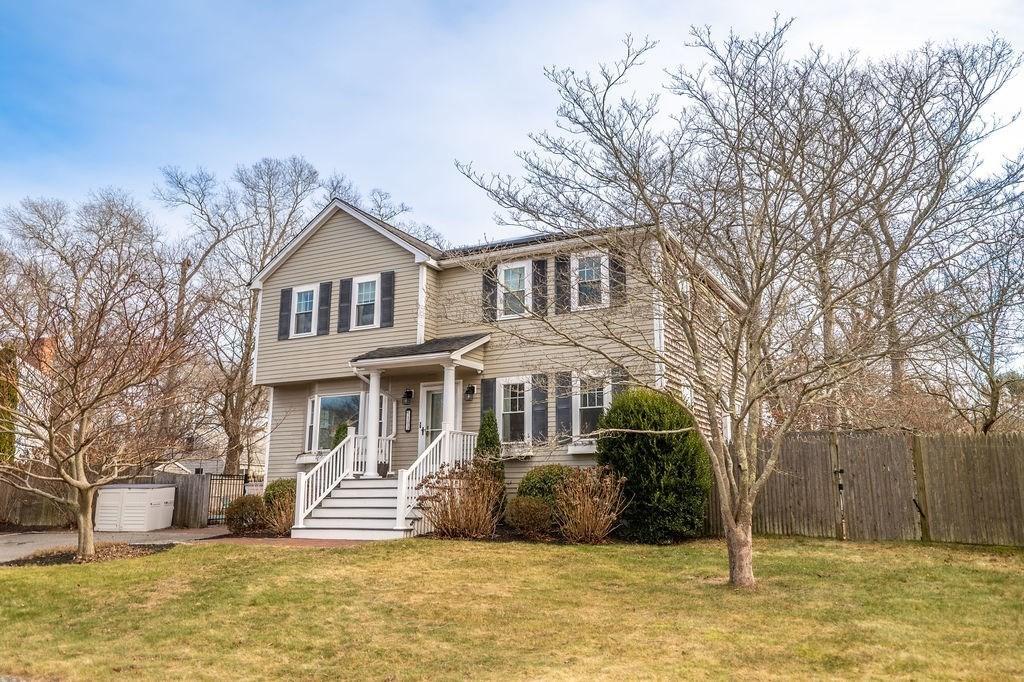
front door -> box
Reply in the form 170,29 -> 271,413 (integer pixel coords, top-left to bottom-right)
419,381 -> 463,453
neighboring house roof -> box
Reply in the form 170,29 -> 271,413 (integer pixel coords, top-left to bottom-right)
351,333 -> 489,362
249,197 -> 442,289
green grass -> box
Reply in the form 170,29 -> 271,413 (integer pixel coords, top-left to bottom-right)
1,537 -> 1022,680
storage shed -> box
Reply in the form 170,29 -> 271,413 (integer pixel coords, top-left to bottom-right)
94,484 -> 175,532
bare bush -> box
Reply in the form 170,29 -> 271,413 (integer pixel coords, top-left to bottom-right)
554,466 -> 627,544
263,497 -> 295,537
417,461 -> 505,539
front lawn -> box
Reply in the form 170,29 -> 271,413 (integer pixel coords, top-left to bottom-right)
1,537 -> 1021,680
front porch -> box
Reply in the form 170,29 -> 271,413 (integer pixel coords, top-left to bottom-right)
291,333 -> 489,540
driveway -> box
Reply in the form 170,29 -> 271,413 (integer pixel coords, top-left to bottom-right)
0,526 -> 229,563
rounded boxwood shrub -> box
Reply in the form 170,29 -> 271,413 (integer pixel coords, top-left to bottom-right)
517,464 -> 574,507
225,495 -> 267,536
505,495 -> 554,538
597,388 -> 711,543
263,478 -> 296,507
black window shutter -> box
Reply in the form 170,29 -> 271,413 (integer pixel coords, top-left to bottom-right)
380,271 -> 395,328
532,259 -> 547,316
277,288 -> 292,340
482,267 -> 497,321
480,378 -> 496,419
555,371 -> 572,442
531,373 -> 548,444
337,278 -> 352,333
609,252 -> 627,306
554,255 -> 570,314
316,281 -> 332,336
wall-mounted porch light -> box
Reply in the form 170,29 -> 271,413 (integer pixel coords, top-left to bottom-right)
402,388 -> 414,405
464,384 -> 477,401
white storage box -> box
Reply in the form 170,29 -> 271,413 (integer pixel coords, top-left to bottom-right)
95,484 -> 175,532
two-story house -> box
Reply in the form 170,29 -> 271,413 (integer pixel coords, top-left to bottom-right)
252,197 -> 723,540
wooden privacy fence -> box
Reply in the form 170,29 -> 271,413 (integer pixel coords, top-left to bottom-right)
0,482 -> 74,528
151,472 -> 210,528
706,431 -> 1024,547
1,471 -> 212,529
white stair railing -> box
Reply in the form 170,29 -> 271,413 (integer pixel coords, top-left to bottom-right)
394,430 -> 479,531
294,433 -> 355,528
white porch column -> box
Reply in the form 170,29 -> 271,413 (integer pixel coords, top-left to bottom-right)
441,363 -> 457,463
364,369 -> 382,479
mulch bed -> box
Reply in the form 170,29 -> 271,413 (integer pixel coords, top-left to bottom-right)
3,543 -> 174,567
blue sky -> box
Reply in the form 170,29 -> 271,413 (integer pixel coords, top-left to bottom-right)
1,0 -> 1022,244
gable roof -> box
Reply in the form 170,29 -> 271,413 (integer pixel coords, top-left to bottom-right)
249,198 -> 442,290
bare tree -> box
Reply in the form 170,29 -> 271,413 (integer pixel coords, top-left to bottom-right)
160,158 -> 427,475
458,24 -> 1022,586
0,191 -> 195,558
159,157 -> 320,475
915,210 -> 1024,432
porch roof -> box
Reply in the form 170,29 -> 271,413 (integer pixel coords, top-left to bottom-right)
350,333 -> 489,367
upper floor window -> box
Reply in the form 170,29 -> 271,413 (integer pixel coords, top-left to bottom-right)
571,251 -> 609,311
291,285 -> 318,337
498,376 -> 531,443
352,274 -> 380,329
498,261 -> 531,319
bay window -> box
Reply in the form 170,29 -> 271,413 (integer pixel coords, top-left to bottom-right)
305,393 -> 362,452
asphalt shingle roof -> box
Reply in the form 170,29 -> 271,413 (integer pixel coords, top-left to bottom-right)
351,333 -> 489,362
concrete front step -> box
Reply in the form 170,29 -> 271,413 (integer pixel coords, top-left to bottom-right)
320,496 -> 396,509
310,507 -> 400,520
291,527 -> 411,541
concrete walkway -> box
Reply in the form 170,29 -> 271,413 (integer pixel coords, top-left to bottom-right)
0,526 -> 229,563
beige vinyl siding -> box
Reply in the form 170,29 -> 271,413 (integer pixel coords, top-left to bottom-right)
438,252 -> 656,491
266,384 -> 313,482
661,278 -> 739,438
255,211 -> 421,385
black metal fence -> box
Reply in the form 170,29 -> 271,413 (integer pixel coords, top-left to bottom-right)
208,474 -> 247,524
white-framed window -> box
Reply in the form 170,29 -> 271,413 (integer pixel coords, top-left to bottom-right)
291,284 -> 318,338
571,251 -> 609,311
351,273 -> 381,329
571,372 -> 612,444
680,379 -> 694,406
497,260 -> 532,319
305,392 -> 363,452
497,376 -> 532,443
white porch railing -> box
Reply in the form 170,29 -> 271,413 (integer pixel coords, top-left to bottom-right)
394,430 -> 478,531
354,435 -> 368,476
294,433 -> 356,528
379,436 -> 395,475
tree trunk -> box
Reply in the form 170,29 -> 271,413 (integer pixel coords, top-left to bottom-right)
76,487 -> 96,560
725,514 -> 755,588
223,427 -> 243,475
